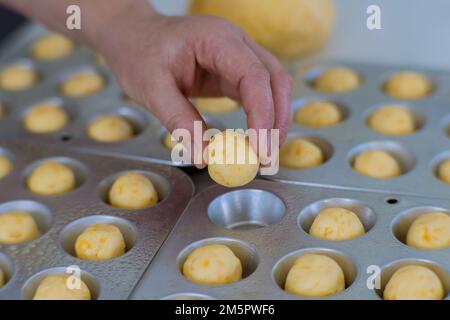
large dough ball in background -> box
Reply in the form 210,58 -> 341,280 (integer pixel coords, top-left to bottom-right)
61,71 -> 105,97
314,67 -> 360,93
75,224 -> 126,260
280,138 -> 324,169
368,105 -> 416,136
0,211 -> 39,244
0,155 -> 13,179
27,161 -> 76,195
406,212 -> 450,250
31,33 -> 75,61
24,103 -> 69,134
383,265 -> 445,300
0,64 -> 39,91
353,150 -> 401,179
183,244 -> 242,285
190,0 -> 335,58
384,72 -> 433,100
88,115 -> 134,143
33,274 -> 91,300
195,97 -> 239,113
285,253 -> 345,297
309,207 -> 365,241
437,159 -> 450,184
294,101 -> 342,128
109,172 -> 159,209
207,131 -> 259,187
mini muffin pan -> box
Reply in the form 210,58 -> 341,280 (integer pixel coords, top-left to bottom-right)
132,179 -> 450,300
0,24 -> 247,167
0,140 -> 194,299
266,58 -> 450,199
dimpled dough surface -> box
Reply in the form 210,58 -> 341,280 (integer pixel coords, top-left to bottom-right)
353,150 -> 401,179
383,265 -> 445,300
368,105 -> 415,135
0,211 -> 39,245
25,103 -> 69,133
384,72 -> 433,100
0,64 -> 38,91
109,172 -> 158,210
208,131 -> 259,187
0,155 -> 13,179
190,0 -> 335,58
88,115 -> 134,143
195,97 -> 239,113
31,33 -> 75,61
75,224 -> 126,260
33,274 -> 91,300
183,244 -> 242,286
295,101 -> 342,128
309,207 -> 365,241
406,212 -> 450,250
280,138 -> 323,169
61,71 -> 104,97
314,67 -> 360,93
285,254 -> 345,297
27,161 -> 75,195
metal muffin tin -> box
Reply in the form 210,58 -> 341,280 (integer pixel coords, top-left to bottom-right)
132,179 -> 450,300
0,140 -> 194,299
0,24 -> 247,167
266,58 -> 450,199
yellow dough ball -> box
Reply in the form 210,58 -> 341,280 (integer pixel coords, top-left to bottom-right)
183,244 -> 242,286
31,33 -> 75,61
88,115 -> 134,143
295,101 -> 342,128
195,97 -> 239,113
163,132 -> 186,155
109,172 -> 158,210
75,224 -> 126,260
61,71 -> 105,97
406,212 -> 450,250
314,67 -> 360,93
207,131 -> 259,187
437,159 -> 450,184
309,207 -> 365,241
27,161 -> 75,196
0,155 -> 13,180
280,138 -> 324,169
0,64 -> 38,91
285,254 -> 345,297
384,72 -> 433,100
368,105 -> 416,136
33,274 -> 91,300
190,0 -> 335,58
0,267 -> 4,288
383,265 -> 445,300
24,103 -> 69,134
0,211 -> 39,245
353,150 -> 401,179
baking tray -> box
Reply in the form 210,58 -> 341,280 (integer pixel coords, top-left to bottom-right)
0,24 -> 247,167
0,139 -> 194,299
132,179 -> 450,300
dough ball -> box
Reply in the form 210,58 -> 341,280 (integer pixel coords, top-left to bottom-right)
0,267 -> 4,288
384,72 -> 433,100
190,0 -> 335,58
294,101 -> 342,128
0,155 -> 13,180
368,105 -> 416,136
31,33 -> 75,61
437,159 -> 450,184
0,64 -> 38,91
88,115 -> 134,143
33,274 -> 91,300
207,131 -> 259,187
61,71 -> 105,97
383,265 -> 445,300
195,97 -> 239,113
406,212 -> 450,250
280,138 -> 324,169
24,103 -> 69,134
0,211 -> 39,245
75,224 -> 126,260
163,132 -> 186,155
353,150 -> 401,179
109,172 -> 158,210
285,254 -> 345,297
27,161 -> 76,196
309,207 -> 365,241
314,67 -> 360,93
183,244 -> 242,285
